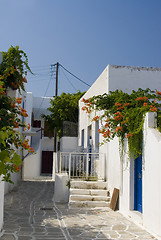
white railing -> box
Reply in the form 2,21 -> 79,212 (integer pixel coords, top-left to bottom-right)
59,152 -> 104,180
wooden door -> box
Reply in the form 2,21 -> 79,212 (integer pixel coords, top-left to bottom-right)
41,151 -> 53,175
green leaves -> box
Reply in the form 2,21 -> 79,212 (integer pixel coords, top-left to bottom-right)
83,88 -> 161,159
0,46 -> 32,183
43,91 -> 85,138
0,150 -> 10,163
12,153 -> 22,166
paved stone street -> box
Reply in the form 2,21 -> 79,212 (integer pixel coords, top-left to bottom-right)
0,180 -> 158,240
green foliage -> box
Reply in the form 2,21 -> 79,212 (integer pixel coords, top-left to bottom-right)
0,46 -> 32,91
43,91 -> 85,138
82,88 -> 161,160
0,46 -> 33,183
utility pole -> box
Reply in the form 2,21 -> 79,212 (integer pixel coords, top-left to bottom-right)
54,62 -> 59,153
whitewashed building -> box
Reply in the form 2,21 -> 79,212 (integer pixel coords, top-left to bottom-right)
23,93 -> 78,180
78,64 -> 161,238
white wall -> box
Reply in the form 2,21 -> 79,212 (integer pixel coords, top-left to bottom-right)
23,139 -> 42,180
42,137 -> 54,151
33,96 -> 53,120
78,65 -> 161,238
0,178 -> 4,231
4,171 -> 21,195
107,138 -> 121,192
25,92 -> 33,126
33,96 -> 53,109
79,65 -> 161,148
60,137 -> 78,152
78,67 -> 109,147
143,113 -> 161,237
109,65 -> 161,93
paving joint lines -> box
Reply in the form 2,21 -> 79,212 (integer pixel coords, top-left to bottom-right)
0,180 -> 158,240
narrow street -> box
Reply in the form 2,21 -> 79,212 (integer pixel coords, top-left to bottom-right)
0,180 -> 157,240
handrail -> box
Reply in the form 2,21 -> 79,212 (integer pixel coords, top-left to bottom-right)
60,152 -> 101,155
59,152 -> 103,180
34,128 -> 44,139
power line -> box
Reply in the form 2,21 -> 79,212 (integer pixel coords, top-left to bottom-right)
27,63 -> 90,88
59,64 -> 91,87
60,67 -> 77,92
34,65 -> 55,118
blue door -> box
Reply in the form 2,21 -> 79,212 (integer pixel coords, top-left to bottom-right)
134,155 -> 142,213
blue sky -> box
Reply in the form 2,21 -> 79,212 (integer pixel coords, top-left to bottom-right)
0,0 -> 161,97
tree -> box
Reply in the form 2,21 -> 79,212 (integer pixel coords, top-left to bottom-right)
43,91 -> 85,138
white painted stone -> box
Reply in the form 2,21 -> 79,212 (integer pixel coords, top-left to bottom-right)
70,188 -> 108,196
53,173 -> 69,203
70,180 -> 107,189
23,140 -> 42,180
69,200 -> 109,208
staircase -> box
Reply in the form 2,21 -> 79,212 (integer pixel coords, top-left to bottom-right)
69,180 -> 110,208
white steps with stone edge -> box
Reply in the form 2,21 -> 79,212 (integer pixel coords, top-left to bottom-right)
69,180 -> 110,208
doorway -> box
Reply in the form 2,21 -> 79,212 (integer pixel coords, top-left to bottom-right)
41,151 -> 53,175
134,155 -> 142,213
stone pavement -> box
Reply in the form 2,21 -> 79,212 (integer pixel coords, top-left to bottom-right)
0,180 -> 158,240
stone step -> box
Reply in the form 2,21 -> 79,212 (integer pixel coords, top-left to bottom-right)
70,188 -> 110,196
69,200 -> 110,208
69,194 -> 110,202
70,181 -> 107,190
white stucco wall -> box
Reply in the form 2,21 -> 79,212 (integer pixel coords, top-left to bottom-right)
25,92 -> 33,126
33,96 -> 53,120
4,171 -> 21,195
0,178 -> 4,231
79,65 -> 161,147
42,137 -> 54,151
23,139 -> 42,180
60,137 -> 78,152
109,65 -> 161,93
143,113 -> 161,237
107,138 -> 121,192
78,65 -> 161,238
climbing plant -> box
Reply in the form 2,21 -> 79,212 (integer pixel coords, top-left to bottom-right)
0,46 -> 34,183
0,45 -> 32,91
82,88 -> 161,159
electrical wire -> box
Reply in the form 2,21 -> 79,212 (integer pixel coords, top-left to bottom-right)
59,64 -> 91,87
34,65 -> 55,118
60,67 -> 77,92
27,62 -> 90,117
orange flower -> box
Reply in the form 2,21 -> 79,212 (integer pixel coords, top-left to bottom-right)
156,90 -> 161,96
115,102 -> 122,106
150,105 -> 157,112
117,106 -> 124,110
103,129 -> 110,138
135,96 -> 148,101
12,164 -> 20,172
143,102 -> 148,107
124,103 -> 130,106
105,123 -> 109,128
116,126 -> 123,132
92,116 -> 99,121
